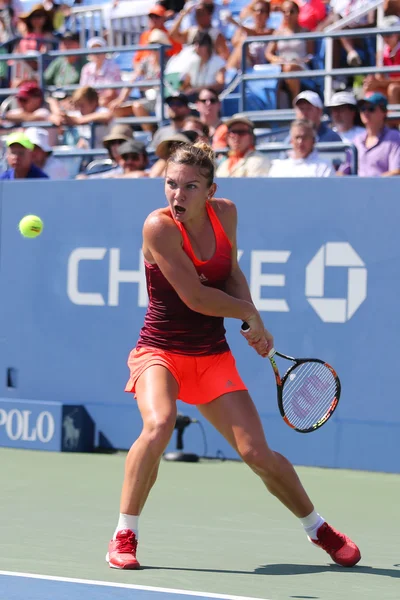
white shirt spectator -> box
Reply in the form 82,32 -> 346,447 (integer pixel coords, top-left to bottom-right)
186,53 -> 225,87
43,155 -> 69,179
268,150 -> 335,177
333,125 -> 365,144
67,107 -> 111,148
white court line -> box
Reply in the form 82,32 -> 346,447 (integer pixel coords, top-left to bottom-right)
0,570 -> 271,600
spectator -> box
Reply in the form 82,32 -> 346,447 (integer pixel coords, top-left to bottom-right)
195,88 -> 227,150
269,119 -> 335,177
56,86 -> 112,148
216,116 -> 271,177
110,28 -> 172,130
363,16 -> 400,104
326,91 -> 365,143
180,32 -> 225,101
1,82 -> 57,144
182,116 -> 209,143
149,131 -> 193,177
0,131 -> 49,179
13,3 -> 55,84
225,0 -> 273,70
0,0 -> 16,41
265,0 -> 314,102
79,37 -> 122,107
44,31 -> 85,88
339,92 -> 400,177
291,91 -> 342,142
102,123 -> 134,169
114,139 -> 149,178
169,1 -> 229,60
151,93 -> 191,148
25,127 -> 68,179
297,0 -> 326,32
317,0 -> 374,67
133,4 -> 182,70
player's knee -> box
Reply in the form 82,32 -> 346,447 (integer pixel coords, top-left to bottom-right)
143,412 -> 176,448
240,443 -> 279,480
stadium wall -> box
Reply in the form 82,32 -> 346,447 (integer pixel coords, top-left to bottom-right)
0,178 -> 398,473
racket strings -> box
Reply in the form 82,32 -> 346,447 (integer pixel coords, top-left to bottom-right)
282,362 -> 337,429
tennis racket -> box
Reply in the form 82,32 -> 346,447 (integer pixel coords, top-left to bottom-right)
241,322 -> 341,433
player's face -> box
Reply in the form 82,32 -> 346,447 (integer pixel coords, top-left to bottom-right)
165,163 -> 216,222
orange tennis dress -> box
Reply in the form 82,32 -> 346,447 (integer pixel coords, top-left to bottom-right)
125,202 -> 247,405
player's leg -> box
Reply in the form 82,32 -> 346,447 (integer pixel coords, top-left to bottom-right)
198,390 -> 313,517
197,390 -> 361,567
108,365 -> 178,569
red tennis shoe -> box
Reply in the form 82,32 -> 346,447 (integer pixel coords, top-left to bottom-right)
106,529 -> 140,569
309,522 -> 361,567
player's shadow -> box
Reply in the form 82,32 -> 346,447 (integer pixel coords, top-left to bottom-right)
254,564 -> 400,578
142,564 -> 400,579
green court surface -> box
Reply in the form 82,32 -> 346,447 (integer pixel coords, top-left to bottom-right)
0,448 -> 399,600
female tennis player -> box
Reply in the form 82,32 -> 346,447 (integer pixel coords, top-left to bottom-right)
107,142 -> 361,570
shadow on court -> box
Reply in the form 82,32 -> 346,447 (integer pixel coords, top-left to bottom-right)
139,563 -> 400,579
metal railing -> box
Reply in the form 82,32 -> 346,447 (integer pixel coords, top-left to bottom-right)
240,24 -> 400,111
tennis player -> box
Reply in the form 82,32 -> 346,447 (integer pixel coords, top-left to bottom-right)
107,142 -> 361,570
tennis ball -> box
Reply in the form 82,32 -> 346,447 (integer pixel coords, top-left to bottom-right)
18,215 -> 44,238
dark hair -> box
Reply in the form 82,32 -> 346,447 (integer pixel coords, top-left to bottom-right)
197,87 -> 219,101
196,3 -> 214,15
192,31 -> 213,48
183,116 -> 210,138
167,142 -> 215,186
283,0 -> 299,14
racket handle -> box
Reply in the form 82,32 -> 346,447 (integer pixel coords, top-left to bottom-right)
241,322 -> 276,358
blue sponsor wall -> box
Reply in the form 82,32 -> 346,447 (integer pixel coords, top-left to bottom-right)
0,178 -> 398,472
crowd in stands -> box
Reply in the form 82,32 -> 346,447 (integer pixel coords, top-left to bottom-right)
1,0 -> 400,179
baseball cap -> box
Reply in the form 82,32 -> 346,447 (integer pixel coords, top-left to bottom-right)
225,116 -> 254,130
103,124 -> 134,146
148,4 -> 167,17
6,132 -> 34,150
16,81 -> 43,100
155,132 -> 192,159
25,127 -> 52,152
326,91 -> 357,108
358,92 -> 388,109
118,139 -> 146,156
165,93 -> 189,106
294,91 -> 323,109
87,36 -> 106,49
61,31 -> 80,43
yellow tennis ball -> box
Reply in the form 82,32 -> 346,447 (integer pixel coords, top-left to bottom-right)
18,215 -> 44,238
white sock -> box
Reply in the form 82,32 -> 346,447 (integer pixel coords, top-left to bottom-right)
113,514 -> 139,540
299,510 -> 325,540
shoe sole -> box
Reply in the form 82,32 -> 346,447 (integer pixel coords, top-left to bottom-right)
105,552 -> 141,570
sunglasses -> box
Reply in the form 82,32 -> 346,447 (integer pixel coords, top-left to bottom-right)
198,97 -> 218,104
360,104 -> 380,113
283,9 -> 297,15
121,153 -> 141,160
254,8 -> 269,13
148,13 -> 162,19
228,129 -> 251,136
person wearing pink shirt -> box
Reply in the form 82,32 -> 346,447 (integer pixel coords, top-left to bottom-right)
79,37 -> 122,107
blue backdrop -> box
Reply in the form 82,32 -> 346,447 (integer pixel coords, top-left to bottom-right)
0,178 -> 398,472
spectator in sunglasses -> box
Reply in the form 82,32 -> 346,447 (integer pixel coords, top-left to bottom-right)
182,116 -> 209,143
195,87 -> 227,150
216,116 -> 271,177
114,139 -> 149,178
169,1 -> 229,59
339,93 -> 400,177
151,93 -> 191,148
225,0 -> 273,70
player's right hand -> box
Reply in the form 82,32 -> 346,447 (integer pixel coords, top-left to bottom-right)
241,313 -> 272,357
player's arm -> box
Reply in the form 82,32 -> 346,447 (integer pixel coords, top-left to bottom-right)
144,212 -> 257,323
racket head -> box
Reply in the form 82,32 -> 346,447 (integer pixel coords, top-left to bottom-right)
277,358 -> 341,433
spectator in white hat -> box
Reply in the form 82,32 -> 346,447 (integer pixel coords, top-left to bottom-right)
25,127 -> 69,179
292,91 -> 341,142
269,119 -> 335,177
79,36 -> 122,107
326,91 -> 365,143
